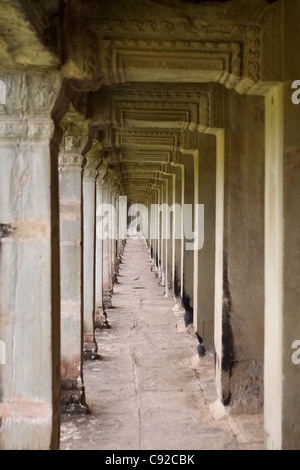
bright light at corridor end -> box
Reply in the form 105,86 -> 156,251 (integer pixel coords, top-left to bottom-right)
96,196 -> 204,251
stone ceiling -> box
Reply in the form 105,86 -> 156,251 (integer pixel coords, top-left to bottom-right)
0,0 -> 280,203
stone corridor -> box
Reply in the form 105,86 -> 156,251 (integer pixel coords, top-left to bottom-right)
60,237 -> 263,450
1,0 -> 300,451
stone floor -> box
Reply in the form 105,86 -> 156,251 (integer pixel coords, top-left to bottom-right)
60,237 -> 264,451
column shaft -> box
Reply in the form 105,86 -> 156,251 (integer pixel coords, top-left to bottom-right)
83,166 -> 98,359
0,72 -> 61,449
214,91 -> 265,412
59,152 -> 88,414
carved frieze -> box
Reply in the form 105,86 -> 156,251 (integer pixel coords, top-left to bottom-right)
0,117 -> 54,144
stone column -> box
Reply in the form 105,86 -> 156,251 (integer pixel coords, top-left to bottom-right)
0,72 -> 62,449
164,173 -> 173,297
264,0 -> 300,450
169,162 -> 184,308
107,186 -> 114,293
59,135 -> 88,414
151,188 -> 159,272
177,152 -> 195,328
156,181 -> 164,280
155,178 -> 167,284
102,181 -> 112,309
95,177 -> 109,329
193,133 -> 216,351
82,158 -> 98,360
118,193 -> 127,263
111,188 -> 119,285
214,90 -> 264,413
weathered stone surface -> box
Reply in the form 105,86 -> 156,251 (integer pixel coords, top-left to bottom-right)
0,0 -> 299,452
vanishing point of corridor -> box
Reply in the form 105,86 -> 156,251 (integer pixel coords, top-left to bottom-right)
60,237 -> 263,451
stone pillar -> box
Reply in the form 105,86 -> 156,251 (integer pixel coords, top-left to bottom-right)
118,193 -> 127,262
111,189 -> 119,285
169,163 -> 184,308
180,152 -> 195,328
0,72 -> 62,449
158,182 -> 165,281
94,177 -> 109,329
214,90 -> 265,412
165,173 -> 174,297
108,186 -> 114,293
82,159 -> 98,360
102,181 -> 112,309
151,189 -> 159,272
59,135 -> 88,414
264,0 -> 300,450
156,179 -> 167,284
146,197 -> 152,256
193,133 -> 216,351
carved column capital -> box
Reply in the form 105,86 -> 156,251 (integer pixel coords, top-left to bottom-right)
83,165 -> 98,180
58,152 -> 85,170
96,177 -> 105,187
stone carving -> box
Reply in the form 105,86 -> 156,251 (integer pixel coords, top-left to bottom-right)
58,153 -> 85,168
26,73 -> 62,114
83,167 -> 98,179
248,27 -> 261,82
0,121 -> 21,141
97,19 -> 250,36
64,134 -> 89,154
0,118 -> 54,142
27,119 -> 55,142
102,37 -> 243,86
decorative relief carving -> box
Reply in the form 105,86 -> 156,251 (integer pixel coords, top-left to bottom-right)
27,119 -> 55,142
96,17 -> 262,89
0,118 -> 54,142
58,153 -> 85,168
247,26 -> 261,82
83,166 -> 98,179
0,73 -> 60,117
26,73 -> 61,114
63,135 -> 89,154
115,87 -> 171,98
96,19 -> 249,36
0,121 -> 21,141
102,37 -> 242,86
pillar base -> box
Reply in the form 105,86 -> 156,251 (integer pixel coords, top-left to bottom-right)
61,379 -> 89,415
95,307 -> 110,330
165,282 -> 173,297
83,339 -> 98,361
103,293 -> 112,309
172,296 -> 184,311
184,309 -> 193,327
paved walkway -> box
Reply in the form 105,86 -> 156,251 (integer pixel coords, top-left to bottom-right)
60,237 -> 264,450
